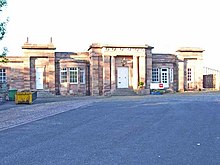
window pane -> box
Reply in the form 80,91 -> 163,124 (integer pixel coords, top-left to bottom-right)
80,68 -> 85,84
187,68 -> 192,81
152,68 -> 159,82
60,68 -> 67,83
0,69 -> 6,83
69,67 -> 78,83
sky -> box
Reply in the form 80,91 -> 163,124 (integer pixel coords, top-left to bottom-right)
1,0 -> 220,69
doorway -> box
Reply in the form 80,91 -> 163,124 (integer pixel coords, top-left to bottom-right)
161,68 -> 169,88
36,68 -> 44,89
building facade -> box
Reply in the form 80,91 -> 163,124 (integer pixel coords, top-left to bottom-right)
0,40 -> 205,96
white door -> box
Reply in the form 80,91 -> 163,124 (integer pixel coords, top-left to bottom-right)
36,68 -> 44,89
161,68 -> 169,88
117,67 -> 129,88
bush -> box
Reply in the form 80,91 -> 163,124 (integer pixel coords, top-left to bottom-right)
138,82 -> 144,87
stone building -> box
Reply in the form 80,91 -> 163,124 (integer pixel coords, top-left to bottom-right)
176,47 -> 204,91
0,40 -> 205,96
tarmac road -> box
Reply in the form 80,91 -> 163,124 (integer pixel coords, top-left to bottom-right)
0,93 -> 220,165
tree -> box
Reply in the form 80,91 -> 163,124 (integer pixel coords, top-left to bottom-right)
0,0 -> 8,63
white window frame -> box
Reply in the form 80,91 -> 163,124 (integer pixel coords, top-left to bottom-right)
69,67 -> 78,84
152,68 -> 159,82
0,69 -> 6,83
60,68 -> 67,83
79,68 -> 85,84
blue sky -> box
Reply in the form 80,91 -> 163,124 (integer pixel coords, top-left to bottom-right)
1,0 -> 220,69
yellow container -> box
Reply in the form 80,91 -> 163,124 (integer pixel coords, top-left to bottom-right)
15,91 -> 37,104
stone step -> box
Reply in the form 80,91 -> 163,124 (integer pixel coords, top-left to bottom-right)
37,91 -> 55,98
111,88 -> 137,96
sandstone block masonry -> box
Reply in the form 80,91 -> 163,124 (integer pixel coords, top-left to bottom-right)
0,39 -> 205,96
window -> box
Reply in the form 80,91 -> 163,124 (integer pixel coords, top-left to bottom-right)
187,68 -> 192,81
60,68 -> 67,83
170,68 -> 173,83
69,67 -> 78,83
79,68 -> 85,84
0,69 -> 6,83
152,68 -> 159,82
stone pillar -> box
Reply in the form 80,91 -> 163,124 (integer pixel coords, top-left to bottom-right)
48,56 -> 56,93
133,56 -> 138,90
178,61 -> 185,92
139,55 -> 146,86
146,49 -> 152,94
103,56 -> 111,95
89,44 -> 103,96
23,57 -> 31,90
90,55 -> 100,96
196,58 -> 203,90
30,57 -> 36,90
111,56 -> 116,92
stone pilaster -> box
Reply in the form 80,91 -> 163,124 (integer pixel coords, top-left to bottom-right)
133,56 -> 138,90
48,56 -> 56,93
23,57 -> 31,90
195,59 -> 203,90
111,56 -> 116,92
90,55 -> 100,96
139,56 -> 146,86
89,44 -> 103,96
30,57 -> 36,90
178,61 -> 185,92
146,49 -> 152,93
103,56 -> 111,95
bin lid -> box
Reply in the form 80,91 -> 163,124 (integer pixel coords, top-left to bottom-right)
9,89 -> 17,91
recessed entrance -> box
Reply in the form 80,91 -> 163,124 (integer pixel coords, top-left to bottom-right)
117,67 -> 129,88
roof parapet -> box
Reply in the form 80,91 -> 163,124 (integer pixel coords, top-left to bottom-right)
88,43 -> 154,50
22,37 -> 56,50
176,47 -> 204,53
